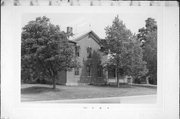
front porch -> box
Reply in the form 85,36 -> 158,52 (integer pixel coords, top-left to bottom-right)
106,68 -> 133,85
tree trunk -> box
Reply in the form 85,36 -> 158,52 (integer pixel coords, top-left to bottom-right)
146,76 -> 150,84
52,76 -> 56,89
116,68 -> 119,88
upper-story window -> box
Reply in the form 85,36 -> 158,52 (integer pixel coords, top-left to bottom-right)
75,45 -> 80,57
87,47 -> 92,58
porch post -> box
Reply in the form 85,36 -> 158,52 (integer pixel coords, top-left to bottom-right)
103,69 -> 108,83
106,70 -> 108,82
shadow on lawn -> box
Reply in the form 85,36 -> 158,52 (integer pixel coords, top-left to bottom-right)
90,83 -> 133,88
21,86 -> 60,94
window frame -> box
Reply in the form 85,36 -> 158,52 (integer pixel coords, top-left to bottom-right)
75,45 -> 80,57
86,65 -> 91,77
87,47 -> 92,58
74,67 -> 79,75
97,65 -> 103,77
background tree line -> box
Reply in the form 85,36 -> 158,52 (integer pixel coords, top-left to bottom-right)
101,16 -> 157,87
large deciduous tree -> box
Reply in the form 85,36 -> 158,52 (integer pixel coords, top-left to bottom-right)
102,16 -> 147,87
21,16 -> 79,89
137,18 -> 157,85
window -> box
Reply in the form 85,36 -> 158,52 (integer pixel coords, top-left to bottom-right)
113,68 -> 116,77
74,68 -> 79,75
87,47 -> 92,58
86,65 -> 91,76
75,46 -> 80,57
97,65 -> 103,77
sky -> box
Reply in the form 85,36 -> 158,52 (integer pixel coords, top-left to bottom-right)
22,13 -> 158,39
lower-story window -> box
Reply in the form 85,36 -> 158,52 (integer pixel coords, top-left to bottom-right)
74,68 -> 79,75
86,65 -> 91,76
97,65 -> 103,77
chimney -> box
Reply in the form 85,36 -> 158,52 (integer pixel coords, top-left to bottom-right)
67,27 -> 73,37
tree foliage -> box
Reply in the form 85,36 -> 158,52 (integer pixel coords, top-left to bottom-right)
137,18 -> 157,84
21,16 -> 79,89
90,51 -> 104,84
102,16 -> 147,87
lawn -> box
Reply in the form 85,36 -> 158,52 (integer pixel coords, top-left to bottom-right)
21,84 -> 156,102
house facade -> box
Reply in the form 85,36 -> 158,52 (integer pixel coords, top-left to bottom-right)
57,28 -> 132,85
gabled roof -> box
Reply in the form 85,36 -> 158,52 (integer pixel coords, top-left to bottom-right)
68,40 -> 76,44
69,30 -> 102,46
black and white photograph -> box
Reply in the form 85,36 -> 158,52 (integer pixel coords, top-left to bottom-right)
1,1 -> 179,119
21,13 -> 158,103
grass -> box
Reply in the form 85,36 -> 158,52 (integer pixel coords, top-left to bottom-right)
21,84 -> 157,102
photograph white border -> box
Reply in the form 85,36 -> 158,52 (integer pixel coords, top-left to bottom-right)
1,6 -> 179,119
